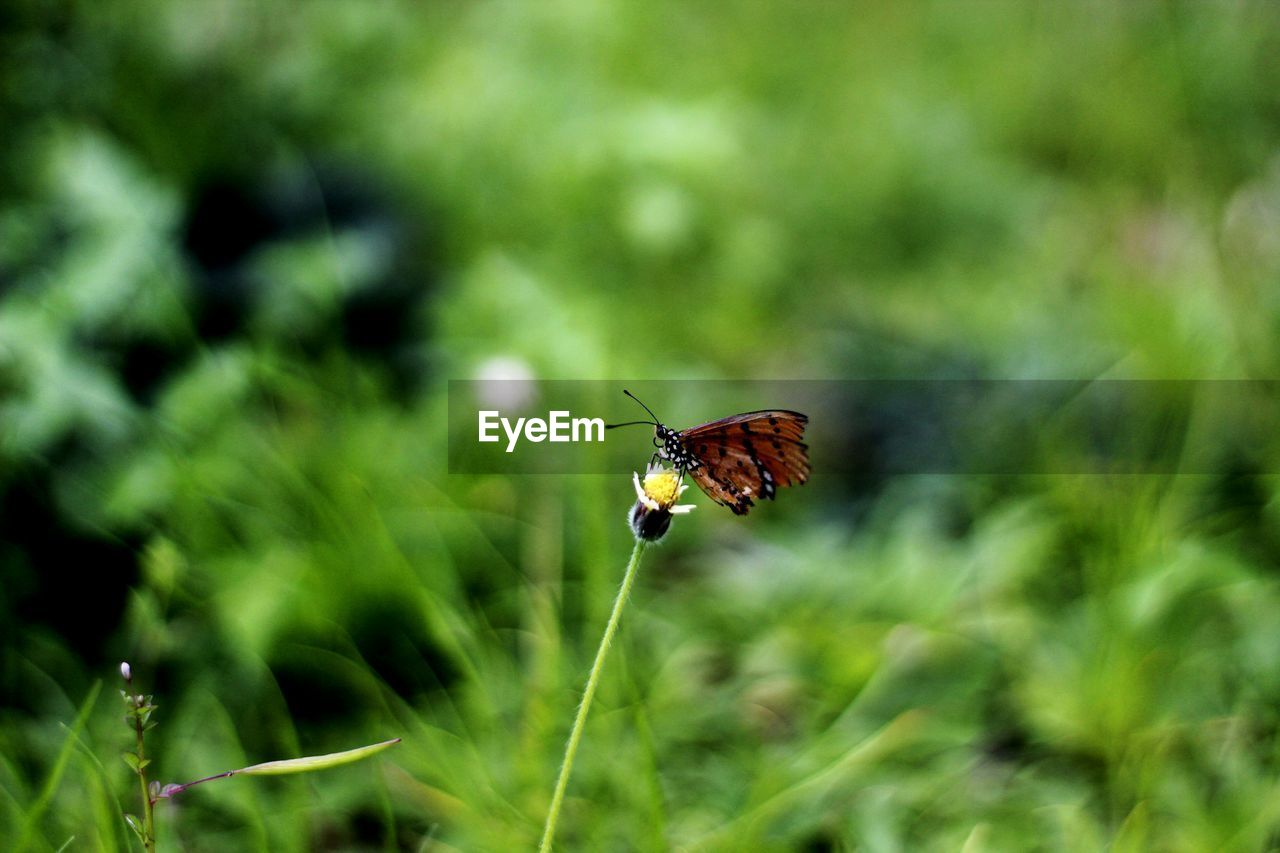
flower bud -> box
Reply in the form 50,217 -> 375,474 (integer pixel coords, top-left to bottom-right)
628,464 -> 694,542
629,500 -> 674,541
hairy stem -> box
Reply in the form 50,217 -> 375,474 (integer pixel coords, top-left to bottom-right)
539,539 -> 647,852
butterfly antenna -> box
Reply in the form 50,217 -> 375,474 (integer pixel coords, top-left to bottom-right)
623,389 -> 662,423
604,389 -> 661,430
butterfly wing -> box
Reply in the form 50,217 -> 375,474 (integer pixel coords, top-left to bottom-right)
680,411 -> 809,515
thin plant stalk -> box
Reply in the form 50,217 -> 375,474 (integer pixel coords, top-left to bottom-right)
120,663 -> 157,853
539,538 -> 648,852
132,711 -> 155,852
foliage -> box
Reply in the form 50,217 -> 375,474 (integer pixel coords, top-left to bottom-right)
3,0 -> 1280,849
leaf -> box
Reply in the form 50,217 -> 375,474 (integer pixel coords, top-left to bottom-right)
235,738 -> 401,777
124,814 -> 145,841
122,752 -> 141,772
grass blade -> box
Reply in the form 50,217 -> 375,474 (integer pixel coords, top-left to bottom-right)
14,680 -> 103,852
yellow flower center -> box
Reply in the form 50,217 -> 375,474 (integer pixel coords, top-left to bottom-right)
642,469 -> 682,507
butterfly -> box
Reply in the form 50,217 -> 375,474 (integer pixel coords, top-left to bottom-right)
607,390 -> 810,515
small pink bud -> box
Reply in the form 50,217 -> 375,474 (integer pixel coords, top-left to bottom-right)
120,662 -> 132,682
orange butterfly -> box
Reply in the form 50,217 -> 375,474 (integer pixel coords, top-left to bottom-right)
608,390 -> 810,515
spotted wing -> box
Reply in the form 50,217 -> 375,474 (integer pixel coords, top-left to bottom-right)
680,411 -> 809,515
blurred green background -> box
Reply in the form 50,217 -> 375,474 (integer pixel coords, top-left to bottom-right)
4,1 -> 1280,849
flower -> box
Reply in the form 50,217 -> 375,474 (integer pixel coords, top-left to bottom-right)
629,463 -> 694,541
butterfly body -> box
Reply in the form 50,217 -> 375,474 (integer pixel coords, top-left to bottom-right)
655,424 -> 702,472
654,409 -> 810,515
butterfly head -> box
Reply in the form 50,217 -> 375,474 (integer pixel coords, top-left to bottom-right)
655,424 -> 700,471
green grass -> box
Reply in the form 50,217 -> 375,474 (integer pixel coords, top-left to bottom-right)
4,0 -> 1280,849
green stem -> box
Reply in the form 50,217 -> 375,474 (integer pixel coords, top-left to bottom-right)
539,539 -> 647,853
133,712 -> 155,852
